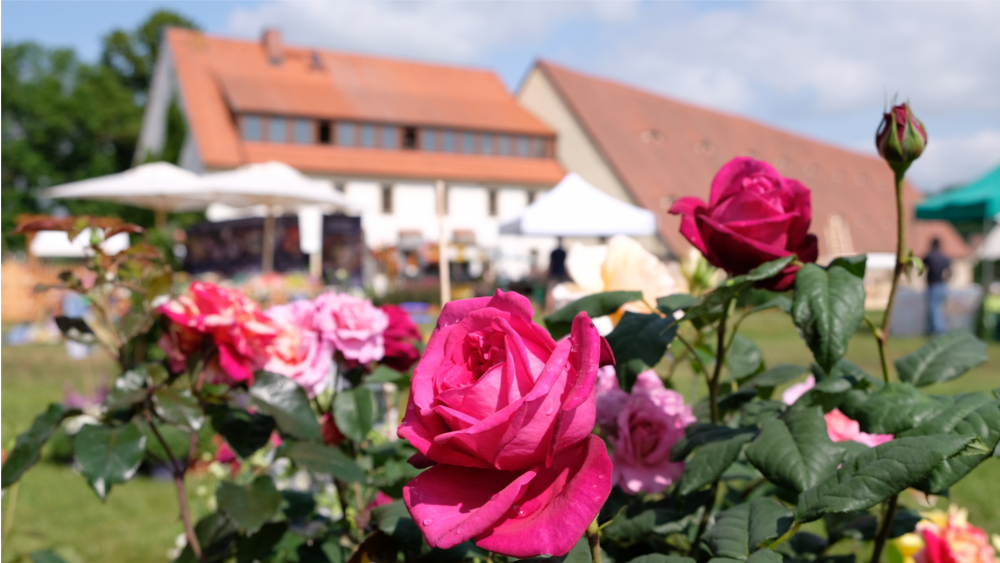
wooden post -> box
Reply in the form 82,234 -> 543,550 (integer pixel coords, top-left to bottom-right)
262,211 -> 275,273
154,209 -> 168,230
436,180 -> 450,305
309,251 -> 322,279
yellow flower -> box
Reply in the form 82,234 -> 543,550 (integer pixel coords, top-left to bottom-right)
895,533 -> 926,563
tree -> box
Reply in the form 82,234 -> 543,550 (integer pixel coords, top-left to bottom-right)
101,10 -> 199,99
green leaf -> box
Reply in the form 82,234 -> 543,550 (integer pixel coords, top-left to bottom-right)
545,290 -> 643,339
791,263 -> 866,373
727,333 -> 764,382
658,294 -> 698,312
795,434 -> 975,521
607,311 -> 678,391
671,424 -> 756,462
677,431 -> 756,495
333,386 -> 376,442
278,441 -> 367,483
895,330 -> 988,387
900,397 -> 1000,493
515,536 -> 591,562
364,365 -> 405,384
371,499 -> 411,534
235,521 -> 288,563
174,512 -> 239,563
744,549 -> 784,563
702,499 -> 793,559
628,557 -> 697,563
828,255 -> 867,278
746,295 -> 793,316
103,367 -> 150,410
839,383 -> 953,435
2,404 -> 79,488
217,476 -> 283,533
684,257 -> 795,324
743,364 -> 809,389
74,422 -> 147,500
603,506 -> 680,544
212,408 -> 276,458
154,388 -> 204,431
29,551 -> 68,563
745,407 -> 844,493
249,371 -> 322,441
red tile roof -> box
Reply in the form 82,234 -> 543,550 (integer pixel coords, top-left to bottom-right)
534,61 -> 969,258
166,28 -> 562,185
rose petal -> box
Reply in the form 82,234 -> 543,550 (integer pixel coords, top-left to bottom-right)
474,435 -> 613,558
709,157 -> 781,208
403,464 -> 537,550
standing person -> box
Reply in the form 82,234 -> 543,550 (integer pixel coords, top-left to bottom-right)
546,238 -> 569,313
924,237 -> 951,335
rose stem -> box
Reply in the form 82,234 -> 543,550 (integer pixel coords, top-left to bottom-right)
690,478 -> 722,557
870,494 -> 899,563
145,411 -> 202,560
586,518 -> 602,563
709,298 -> 732,425
875,173 -> 908,383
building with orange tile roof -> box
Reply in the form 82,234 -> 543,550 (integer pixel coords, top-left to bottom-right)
137,28 -> 567,279
517,60 -> 968,263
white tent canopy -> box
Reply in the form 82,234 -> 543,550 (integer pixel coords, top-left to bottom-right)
42,162 -> 207,227
500,173 -> 657,237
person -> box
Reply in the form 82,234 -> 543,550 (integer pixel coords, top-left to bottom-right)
924,237 -> 951,335
549,237 -> 568,282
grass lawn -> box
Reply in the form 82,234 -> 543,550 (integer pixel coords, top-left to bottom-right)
2,310 -> 998,562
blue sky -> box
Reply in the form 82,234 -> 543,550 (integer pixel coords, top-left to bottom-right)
5,1 -> 999,193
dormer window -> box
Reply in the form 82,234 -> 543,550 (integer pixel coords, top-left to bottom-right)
422,129 -> 436,151
361,124 -> 375,148
442,130 -> 455,153
294,119 -> 311,144
403,127 -> 417,149
337,122 -> 354,146
481,133 -> 493,155
242,116 -> 262,141
382,126 -> 397,149
269,118 -> 286,142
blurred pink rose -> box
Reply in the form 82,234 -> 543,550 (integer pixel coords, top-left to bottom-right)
669,157 -> 819,291
600,370 -> 694,494
320,412 -> 345,447
159,281 -> 278,384
398,290 -> 612,558
782,376 -> 893,447
367,491 -> 394,511
264,300 -> 334,397
314,292 -> 388,364
379,304 -> 423,372
916,507 -> 998,563
596,366 -> 630,436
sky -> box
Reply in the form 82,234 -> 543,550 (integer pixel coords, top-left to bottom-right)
4,0 -> 999,194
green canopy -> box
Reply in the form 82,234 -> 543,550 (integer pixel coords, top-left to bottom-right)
916,164 -> 1000,223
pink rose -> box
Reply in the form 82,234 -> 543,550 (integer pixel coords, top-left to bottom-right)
596,366 -> 630,436
314,292 -> 388,364
782,376 -> 893,447
264,300 -> 334,398
599,370 -> 694,494
159,282 -> 278,384
916,507 -> 998,563
379,304 -> 423,372
669,157 -> 819,291
398,290 -> 612,558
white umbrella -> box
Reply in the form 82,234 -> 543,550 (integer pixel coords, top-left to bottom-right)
500,173 -> 657,237
196,162 -> 355,272
42,162 -> 205,228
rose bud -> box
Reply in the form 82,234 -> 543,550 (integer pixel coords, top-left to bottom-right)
876,102 -> 927,173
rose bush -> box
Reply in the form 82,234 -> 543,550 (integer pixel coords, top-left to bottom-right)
315,291 -> 389,364
379,303 -> 423,372
783,375 -> 893,447
915,507 -> 998,563
669,156 -> 818,290
264,299 -> 333,397
398,289 -> 613,557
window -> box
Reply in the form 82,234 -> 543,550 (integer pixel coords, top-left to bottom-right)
442,130 -> 455,152
527,190 -> 536,204
318,121 -> 332,144
336,122 -> 354,146
382,126 -> 397,149
481,133 -> 493,155
498,135 -> 510,156
517,136 -> 529,157
403,127 -> 417,149
361,124 -> 375,148
534,137 -> 547,158
488,188 -> 498,216
269,118 -> 286,142
422,128 -> 436,151
462,132 -> 474,154
381,184 -> 393,214
294,119 -> 311,144
242,116 -> 261,141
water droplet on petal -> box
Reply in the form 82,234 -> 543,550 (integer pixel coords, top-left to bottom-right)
423,518 -> 433,525
598,474 -> 605,479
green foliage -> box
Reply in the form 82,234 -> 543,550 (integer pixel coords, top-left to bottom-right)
216,476 -> 283,533
73,422 -> 147,500
333,385 -> 376,442
676,429 -> 756,495
895,329 -> 989,387
607,311 -> 679,391
791,263 -> 866,373
701,499 -> 793,559
745,407 -> 844,493
277,441 -> 367,483
249,371 -> 322,441
211,407 -> 276,458
1,403 -> 78,488
545,290 -> 643,339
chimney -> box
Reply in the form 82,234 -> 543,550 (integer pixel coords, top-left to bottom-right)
262,28 -> 283,65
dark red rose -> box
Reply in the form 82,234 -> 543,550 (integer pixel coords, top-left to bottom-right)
876,102 -> 927,173
379,304 -> 422,372
669,157 -> 818,291
320,412 -> 345,446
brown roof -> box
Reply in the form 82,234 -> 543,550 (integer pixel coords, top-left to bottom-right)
534,61 -> 968,258
165,28 -> 561,185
